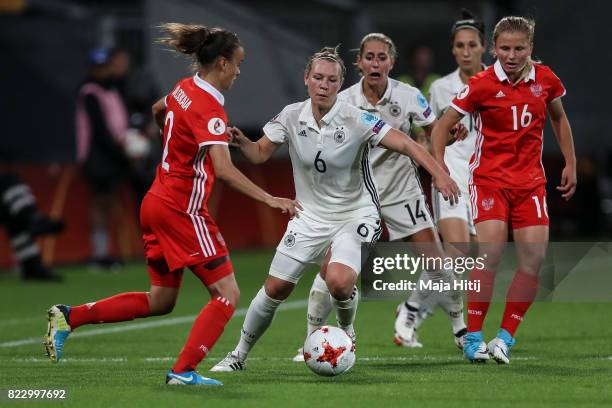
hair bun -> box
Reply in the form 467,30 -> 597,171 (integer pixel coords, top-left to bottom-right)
461,8 -> 474,20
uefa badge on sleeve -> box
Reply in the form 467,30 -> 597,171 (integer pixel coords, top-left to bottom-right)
457,85 -> 470,100
417,93 -> 429,109
208,117 -> 226,135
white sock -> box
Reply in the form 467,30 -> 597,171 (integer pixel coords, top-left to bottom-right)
408,269 -> 455,328
332,286 -> 358,333
407,269 -> 435,308
234,287 -> 282,358
414,269 -> 465,335
437,270 -> 466,335
306,273 -> 333,336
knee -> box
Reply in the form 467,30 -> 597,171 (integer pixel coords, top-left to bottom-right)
517,248 -> 546,274
326,275 -> 354,300
210,285 -> 240,307
518,264 -> 541,275
480,250 -> 504,271
263,278 -> 294,301
445,241 -> 471,258
223,287 -> 240,307
147,293 -> 176,316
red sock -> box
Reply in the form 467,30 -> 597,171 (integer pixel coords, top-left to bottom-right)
69,292 -> 150,329
466,268 -> 496,332
172,297 -> 235,373
500,271 -> 539,336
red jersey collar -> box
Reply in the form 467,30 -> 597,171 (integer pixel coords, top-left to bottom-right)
193,74 -> 225,106
493,60 -> 536,84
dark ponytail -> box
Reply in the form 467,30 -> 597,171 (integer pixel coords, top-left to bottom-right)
158,23 -> 241,71
451,9 -> 485,46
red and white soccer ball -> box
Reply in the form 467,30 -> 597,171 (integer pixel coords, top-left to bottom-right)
303,326 -> 356,376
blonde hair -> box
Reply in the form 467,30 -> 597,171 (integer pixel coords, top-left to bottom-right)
157,23 -> 241,71
304,45 -> 346,79
358,33 -> 397,59
492,16 -> 538,83
491,16 -> 535,52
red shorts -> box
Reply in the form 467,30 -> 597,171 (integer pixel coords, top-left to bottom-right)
146,255 -> 234,288
469,184 -> 548,229
140,193 -> 231,287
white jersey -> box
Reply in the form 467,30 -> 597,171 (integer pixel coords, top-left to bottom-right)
263,99 -> 391,223
429,68 -> 479,191
338,78 -> 436,206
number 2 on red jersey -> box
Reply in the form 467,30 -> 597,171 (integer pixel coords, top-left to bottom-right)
161,110 -> 174,171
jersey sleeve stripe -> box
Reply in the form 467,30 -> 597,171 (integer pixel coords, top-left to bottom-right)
450,102 -> 469,116
198,141 -> 228,147
372,124 -> 392,146
420,114 -> 436,127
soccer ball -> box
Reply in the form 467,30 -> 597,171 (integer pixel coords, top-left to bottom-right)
303,326 -> 356,376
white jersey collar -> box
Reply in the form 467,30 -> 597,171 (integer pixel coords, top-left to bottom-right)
493,60 -> 536,84
193,74 -> 225,106
454,64 -> 487,85
356,77 -> 392,108
299,98 -> 341,131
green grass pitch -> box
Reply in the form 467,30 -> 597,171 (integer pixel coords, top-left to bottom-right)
1,250 -> 611,407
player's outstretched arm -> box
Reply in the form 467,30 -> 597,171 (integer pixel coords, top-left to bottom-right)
228,127 -> 280,164
431,108 -> 464,170
422,120 -> 467,144
209,144 -> 301,217
379,128 -> 460,204
547,99 -> 577,200
152,97 -> 166,129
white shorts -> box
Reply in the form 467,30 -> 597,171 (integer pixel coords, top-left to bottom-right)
432,187 -> 476,236
381,192 -> 435,241
273,214 -> 381,283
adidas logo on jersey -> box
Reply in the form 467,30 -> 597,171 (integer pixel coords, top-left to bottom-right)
495,90 -> 506,98
297,130 -> 307,137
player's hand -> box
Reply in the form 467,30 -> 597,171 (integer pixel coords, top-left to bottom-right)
436,158 -> 450,175
433,173 -> 460,205
266,197 -> 303,218
557,164 -> 577,200
227,126 -> 249,149
450,122 -> 468,141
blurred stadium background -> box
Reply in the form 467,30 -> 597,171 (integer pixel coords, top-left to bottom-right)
1,0 -> 611,268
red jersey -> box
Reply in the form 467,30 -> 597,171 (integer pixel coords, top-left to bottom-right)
451,61 -> 565,189
148,74 -> 228,213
